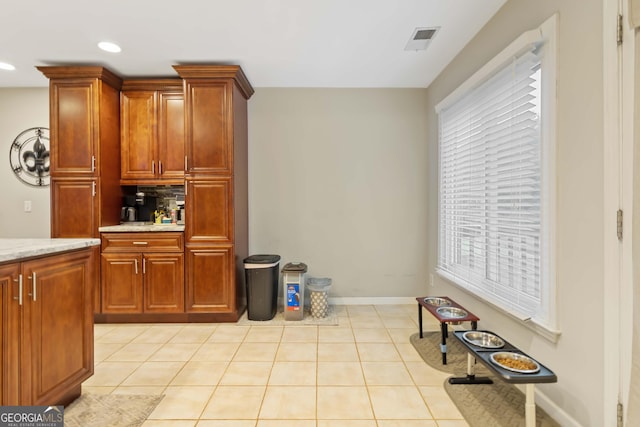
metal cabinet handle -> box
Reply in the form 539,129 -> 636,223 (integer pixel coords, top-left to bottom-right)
91,156 -> 96,172
143,258 -> 146,274
158,161 -> 163,175
134,259 -> 138,274
152,160 -> 155,174
132,241 -> 148,245
13,274 -> 23,305
184,155 -> 187,171
92,181 -> 96,197
28,272 -> 36,301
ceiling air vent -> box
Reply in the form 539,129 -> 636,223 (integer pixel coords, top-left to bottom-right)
405,27 -> 440,51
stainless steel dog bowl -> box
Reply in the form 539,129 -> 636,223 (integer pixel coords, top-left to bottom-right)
462,331 -> 505,349
490,351 -> 540,374
436,306 -> 467,319
423,297 -> 451,307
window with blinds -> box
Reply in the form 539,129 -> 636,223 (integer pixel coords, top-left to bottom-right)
436,17 -> 556,329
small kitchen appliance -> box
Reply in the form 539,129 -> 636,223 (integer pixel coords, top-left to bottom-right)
121,192 -> 156,223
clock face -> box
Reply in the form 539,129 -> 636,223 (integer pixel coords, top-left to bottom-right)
9,127 -> 50,187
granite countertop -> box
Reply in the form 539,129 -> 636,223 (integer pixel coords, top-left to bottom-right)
99,223 -> 185,232
0,238 -> 101,263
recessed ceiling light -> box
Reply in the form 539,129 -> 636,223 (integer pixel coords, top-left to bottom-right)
0,62 -> 15,70
98,41 -> 121,53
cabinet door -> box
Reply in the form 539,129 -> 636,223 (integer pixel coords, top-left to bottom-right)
143,253 -> 184,313
185,246 -> 234,312
158,91 -> 185,180
184,80 -> 232,175
101,253 -> 143,313
185,178 -> 232,243
121,90 -> 157,180
20,250 -> 93,405
50,178 -> 98,238
0,264 -> 20,405
49,79 -> 98,176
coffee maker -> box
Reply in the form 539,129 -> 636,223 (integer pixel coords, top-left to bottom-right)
121,192 -> 156,223
121,195 -> 137,223
135,192 -> 155,223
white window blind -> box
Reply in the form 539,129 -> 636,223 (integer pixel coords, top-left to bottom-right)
437,43 -> 546,320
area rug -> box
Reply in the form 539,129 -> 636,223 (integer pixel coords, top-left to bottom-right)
64,393 -> 163,427
410,332 -> 560,427
237,307 -> 339,326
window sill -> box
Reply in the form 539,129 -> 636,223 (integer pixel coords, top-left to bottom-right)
436,270 -> 562,344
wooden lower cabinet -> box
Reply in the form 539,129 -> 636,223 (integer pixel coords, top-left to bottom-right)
98,233 -> 243,322
101,252 -> 184,313
0,263 -> 20,405
185,245 -> 234,313
0,248 -> 94,406
100,232 -> 185,317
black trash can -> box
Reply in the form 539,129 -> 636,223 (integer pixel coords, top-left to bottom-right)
244,254 -> 281,321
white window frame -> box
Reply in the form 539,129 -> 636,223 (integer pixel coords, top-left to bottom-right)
435,14 -> 559,341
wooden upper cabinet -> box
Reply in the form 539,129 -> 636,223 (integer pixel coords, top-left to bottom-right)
50,178 -> 98,238
121,90 -> 156,181
173,65 -> 253,176
50,80 -> 96,175
183,81 -> 231,175
157,91 -> 185,180
120,80 -> 184,185
37,66 -> 122,178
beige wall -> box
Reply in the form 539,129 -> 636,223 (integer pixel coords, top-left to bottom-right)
426,0 -> 604,425
1,5 -> 608,420
248,88 -> 429,299
0,88 -> 50,238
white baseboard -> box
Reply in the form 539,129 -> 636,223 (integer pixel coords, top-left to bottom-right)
328,296 -> 417,305
512,384 -> 583,427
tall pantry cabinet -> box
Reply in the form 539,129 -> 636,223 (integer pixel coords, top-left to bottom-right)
174,65 -> 253,321
37,66 -> 123,311
38,65 -> 253,323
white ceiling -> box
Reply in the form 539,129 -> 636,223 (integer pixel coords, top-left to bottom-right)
0,0 -> 506,88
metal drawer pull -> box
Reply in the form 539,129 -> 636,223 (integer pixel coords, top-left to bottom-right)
159,161 -> 163,175
143,259 -> 146,274
135,259 -> 138,274
13,275 -> 23,305
152,160 -> 155,174
28,272 -> 36,301
132,242 -> 148,245
91,156 -> 96,172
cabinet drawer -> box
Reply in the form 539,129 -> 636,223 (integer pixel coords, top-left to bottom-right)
101,232 -> 184,252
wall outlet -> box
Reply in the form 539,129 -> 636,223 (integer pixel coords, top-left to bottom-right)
429,273 -> 434,287
24,200 -> 32,213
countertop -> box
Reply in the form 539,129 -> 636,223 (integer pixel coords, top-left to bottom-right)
99,223 -> 185,232
0,238 -> 101,263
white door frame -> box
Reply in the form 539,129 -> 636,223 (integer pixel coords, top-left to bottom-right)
603,0 -> 634,425
602,0 -> 635,427
620,0 -> 636,420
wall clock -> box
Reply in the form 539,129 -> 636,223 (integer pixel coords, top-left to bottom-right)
9,127 -> 50,187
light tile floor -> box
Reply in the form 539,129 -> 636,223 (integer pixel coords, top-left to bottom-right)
85,304 -> 470,427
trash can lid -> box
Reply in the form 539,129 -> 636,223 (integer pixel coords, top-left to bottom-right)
244,254 -> 281,267
282,262 -> 308,273
307,277 -> 332,291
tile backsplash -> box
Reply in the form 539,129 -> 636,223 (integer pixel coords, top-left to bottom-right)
122,185 -> 184,211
